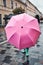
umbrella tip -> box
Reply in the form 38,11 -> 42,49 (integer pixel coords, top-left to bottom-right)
21,26 -> 23,28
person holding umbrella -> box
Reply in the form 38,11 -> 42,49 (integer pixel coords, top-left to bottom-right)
35,15 -> 40,47
5,8 -> 41,64
13,7 -> 29,62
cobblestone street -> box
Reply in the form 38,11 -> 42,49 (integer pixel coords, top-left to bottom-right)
0,23 -> 43,65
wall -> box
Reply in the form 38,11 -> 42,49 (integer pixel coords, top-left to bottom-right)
0,0 -> 42,26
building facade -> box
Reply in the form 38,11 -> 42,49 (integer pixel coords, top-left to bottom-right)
0,0 -> 42,26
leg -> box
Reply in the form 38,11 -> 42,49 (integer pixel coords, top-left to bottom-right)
25,48 -> 29,61
25,48 -> 29,56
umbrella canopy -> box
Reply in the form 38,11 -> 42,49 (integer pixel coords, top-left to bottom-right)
5,13 -> 41,50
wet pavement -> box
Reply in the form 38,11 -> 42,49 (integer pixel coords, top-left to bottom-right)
0,30 -> 6,42
0,23 -> 43,65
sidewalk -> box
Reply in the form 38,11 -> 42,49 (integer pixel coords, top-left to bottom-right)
0,23 -> 43,65
0,40 -> 43,65
0,27 -> 6,43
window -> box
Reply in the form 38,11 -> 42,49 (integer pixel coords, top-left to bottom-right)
0,14 -> 2,26
3,0 -> 6,7
15,3 -> 17,6
11,0 -> 13,9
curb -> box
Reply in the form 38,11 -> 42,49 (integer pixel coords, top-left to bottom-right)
0,40 -> 7,45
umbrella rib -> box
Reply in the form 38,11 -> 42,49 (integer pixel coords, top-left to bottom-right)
29,28 -> 41,34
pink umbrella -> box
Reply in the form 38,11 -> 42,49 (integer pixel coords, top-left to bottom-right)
5,13 -> 41,50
